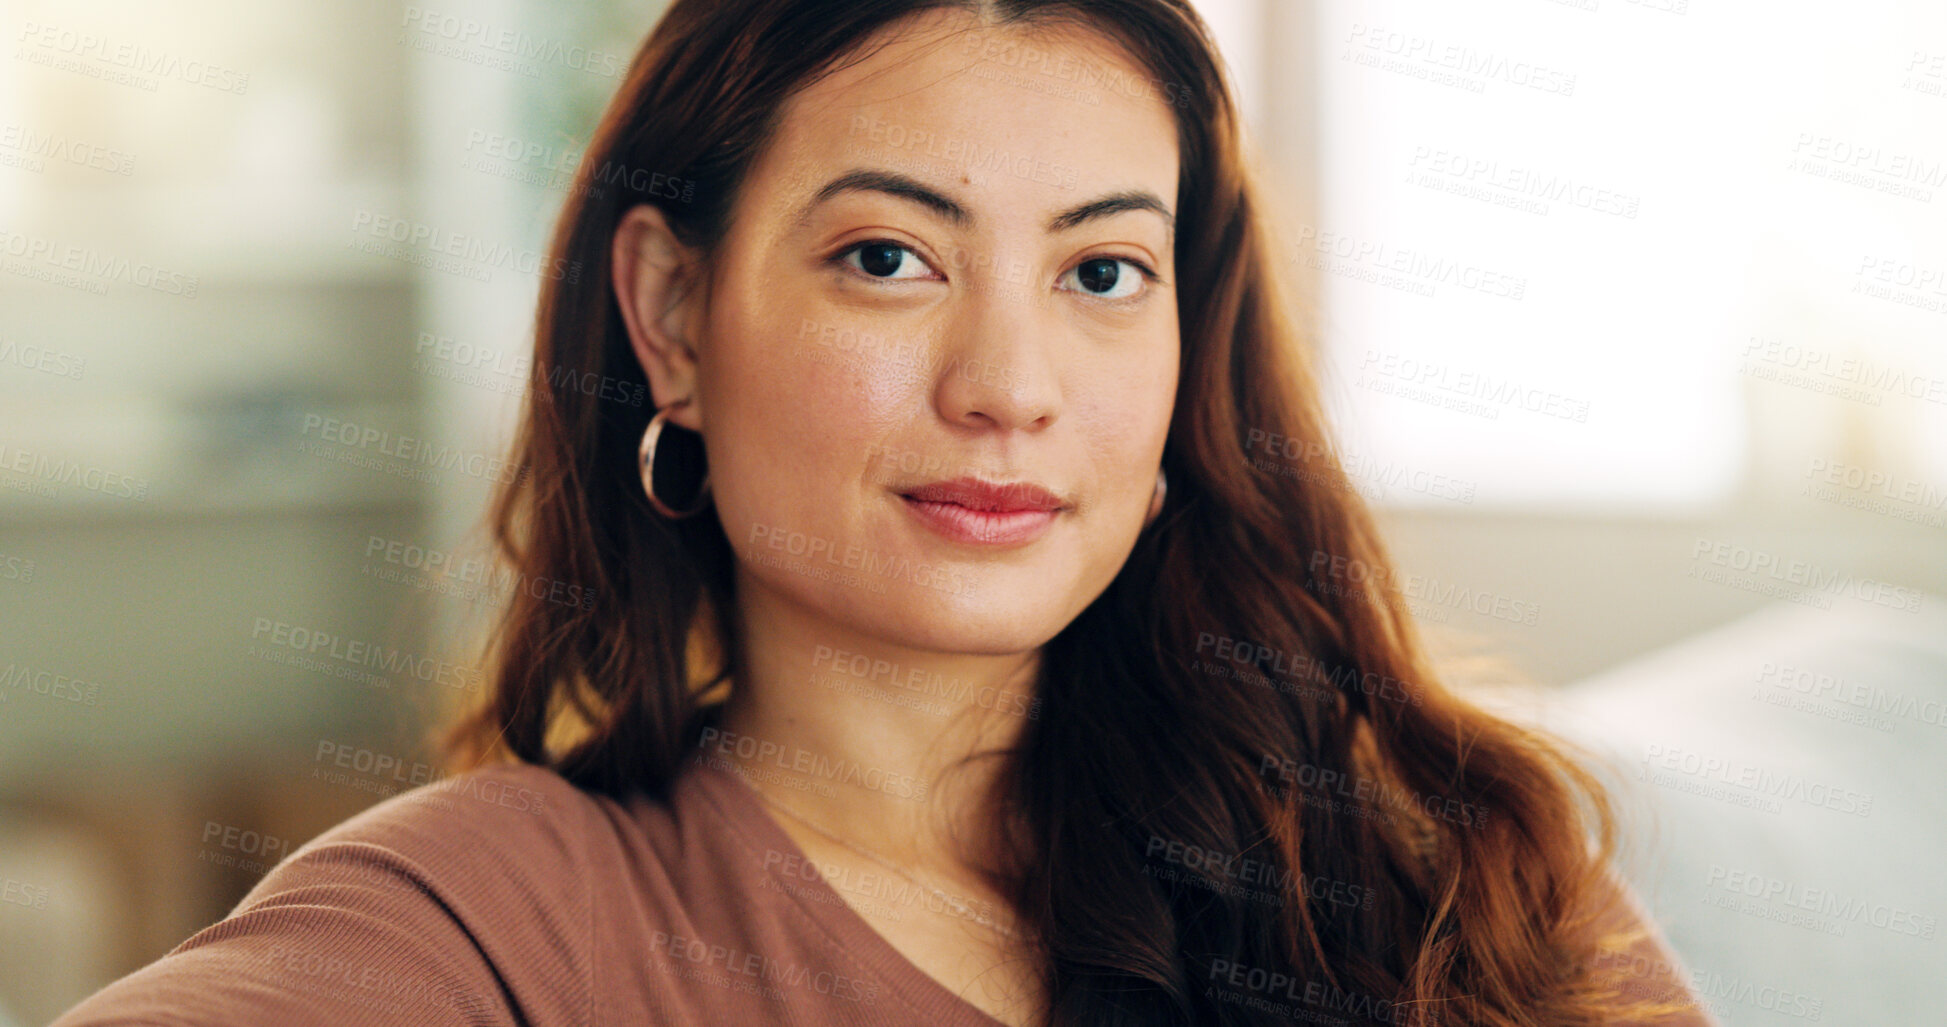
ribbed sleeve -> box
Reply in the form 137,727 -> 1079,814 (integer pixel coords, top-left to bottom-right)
48,765 -> 595,1027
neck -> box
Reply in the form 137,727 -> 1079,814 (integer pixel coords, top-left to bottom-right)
707,572 -> 1042,874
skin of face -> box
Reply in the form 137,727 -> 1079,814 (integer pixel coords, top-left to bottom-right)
615,6 -> 1180,714
609,19 -> 1182,1015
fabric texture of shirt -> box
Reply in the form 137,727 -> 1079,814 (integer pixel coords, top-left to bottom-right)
48,754 -> 1714,1026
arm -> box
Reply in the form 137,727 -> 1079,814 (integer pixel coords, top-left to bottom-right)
48,765 -> 591,1027
47,839 -> 521,1027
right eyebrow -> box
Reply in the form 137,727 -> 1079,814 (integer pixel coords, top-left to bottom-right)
794,169 -> 972,229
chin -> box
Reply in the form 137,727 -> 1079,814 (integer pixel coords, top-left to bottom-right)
872,588 -> 1068,652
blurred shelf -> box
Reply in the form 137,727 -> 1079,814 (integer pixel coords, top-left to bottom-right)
0,397 -> 436,523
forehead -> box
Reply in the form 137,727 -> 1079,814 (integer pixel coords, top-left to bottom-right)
752,9 -> 1181,228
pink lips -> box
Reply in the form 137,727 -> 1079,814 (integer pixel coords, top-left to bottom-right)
897,476 -> 1067,546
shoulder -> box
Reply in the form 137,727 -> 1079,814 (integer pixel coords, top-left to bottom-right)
234,760 -> 601,913
278,760 -> 595,875
254,762 -> 611,1012
238,760 -> 611,950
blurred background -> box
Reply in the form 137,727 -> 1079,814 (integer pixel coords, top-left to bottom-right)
0,0 -> 1941,1023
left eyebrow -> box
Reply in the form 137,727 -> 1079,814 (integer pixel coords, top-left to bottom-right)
1046,190 -> 1175,238
794,168 -> 1175,238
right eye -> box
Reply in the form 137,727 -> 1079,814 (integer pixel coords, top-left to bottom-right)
834,240 -> 938,282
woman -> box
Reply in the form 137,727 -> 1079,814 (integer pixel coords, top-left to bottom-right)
53,0 -> 1717,1024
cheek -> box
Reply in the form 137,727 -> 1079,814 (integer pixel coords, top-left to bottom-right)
701,317 -> 922,511
1073,350 -> 1175,468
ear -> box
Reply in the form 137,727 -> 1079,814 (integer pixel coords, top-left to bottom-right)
612,203 -> 707,432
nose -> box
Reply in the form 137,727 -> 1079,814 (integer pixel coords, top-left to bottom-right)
932,286 -> 1063,433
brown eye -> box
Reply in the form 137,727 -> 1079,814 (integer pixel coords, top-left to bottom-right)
1061,256 -> 1151,301
838,241 -> 933,280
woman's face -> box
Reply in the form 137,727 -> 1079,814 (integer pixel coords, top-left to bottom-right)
670,11 -> 1180,654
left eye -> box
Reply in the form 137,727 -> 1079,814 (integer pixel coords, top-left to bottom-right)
1059,257 -> 1147,300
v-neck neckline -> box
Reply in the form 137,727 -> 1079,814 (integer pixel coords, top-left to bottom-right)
686,755 -> 1014,1026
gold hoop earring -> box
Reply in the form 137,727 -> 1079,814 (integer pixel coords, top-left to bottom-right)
639,399 -> 711,519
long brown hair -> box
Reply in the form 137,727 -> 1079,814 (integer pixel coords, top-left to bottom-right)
437,1 -> 1692,1023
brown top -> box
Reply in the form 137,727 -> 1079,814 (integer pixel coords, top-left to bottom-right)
50,754 -> 1715,1026
51,755 -> 1010,1027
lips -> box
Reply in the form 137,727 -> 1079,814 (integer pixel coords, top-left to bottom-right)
898,476 -> 1068,513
